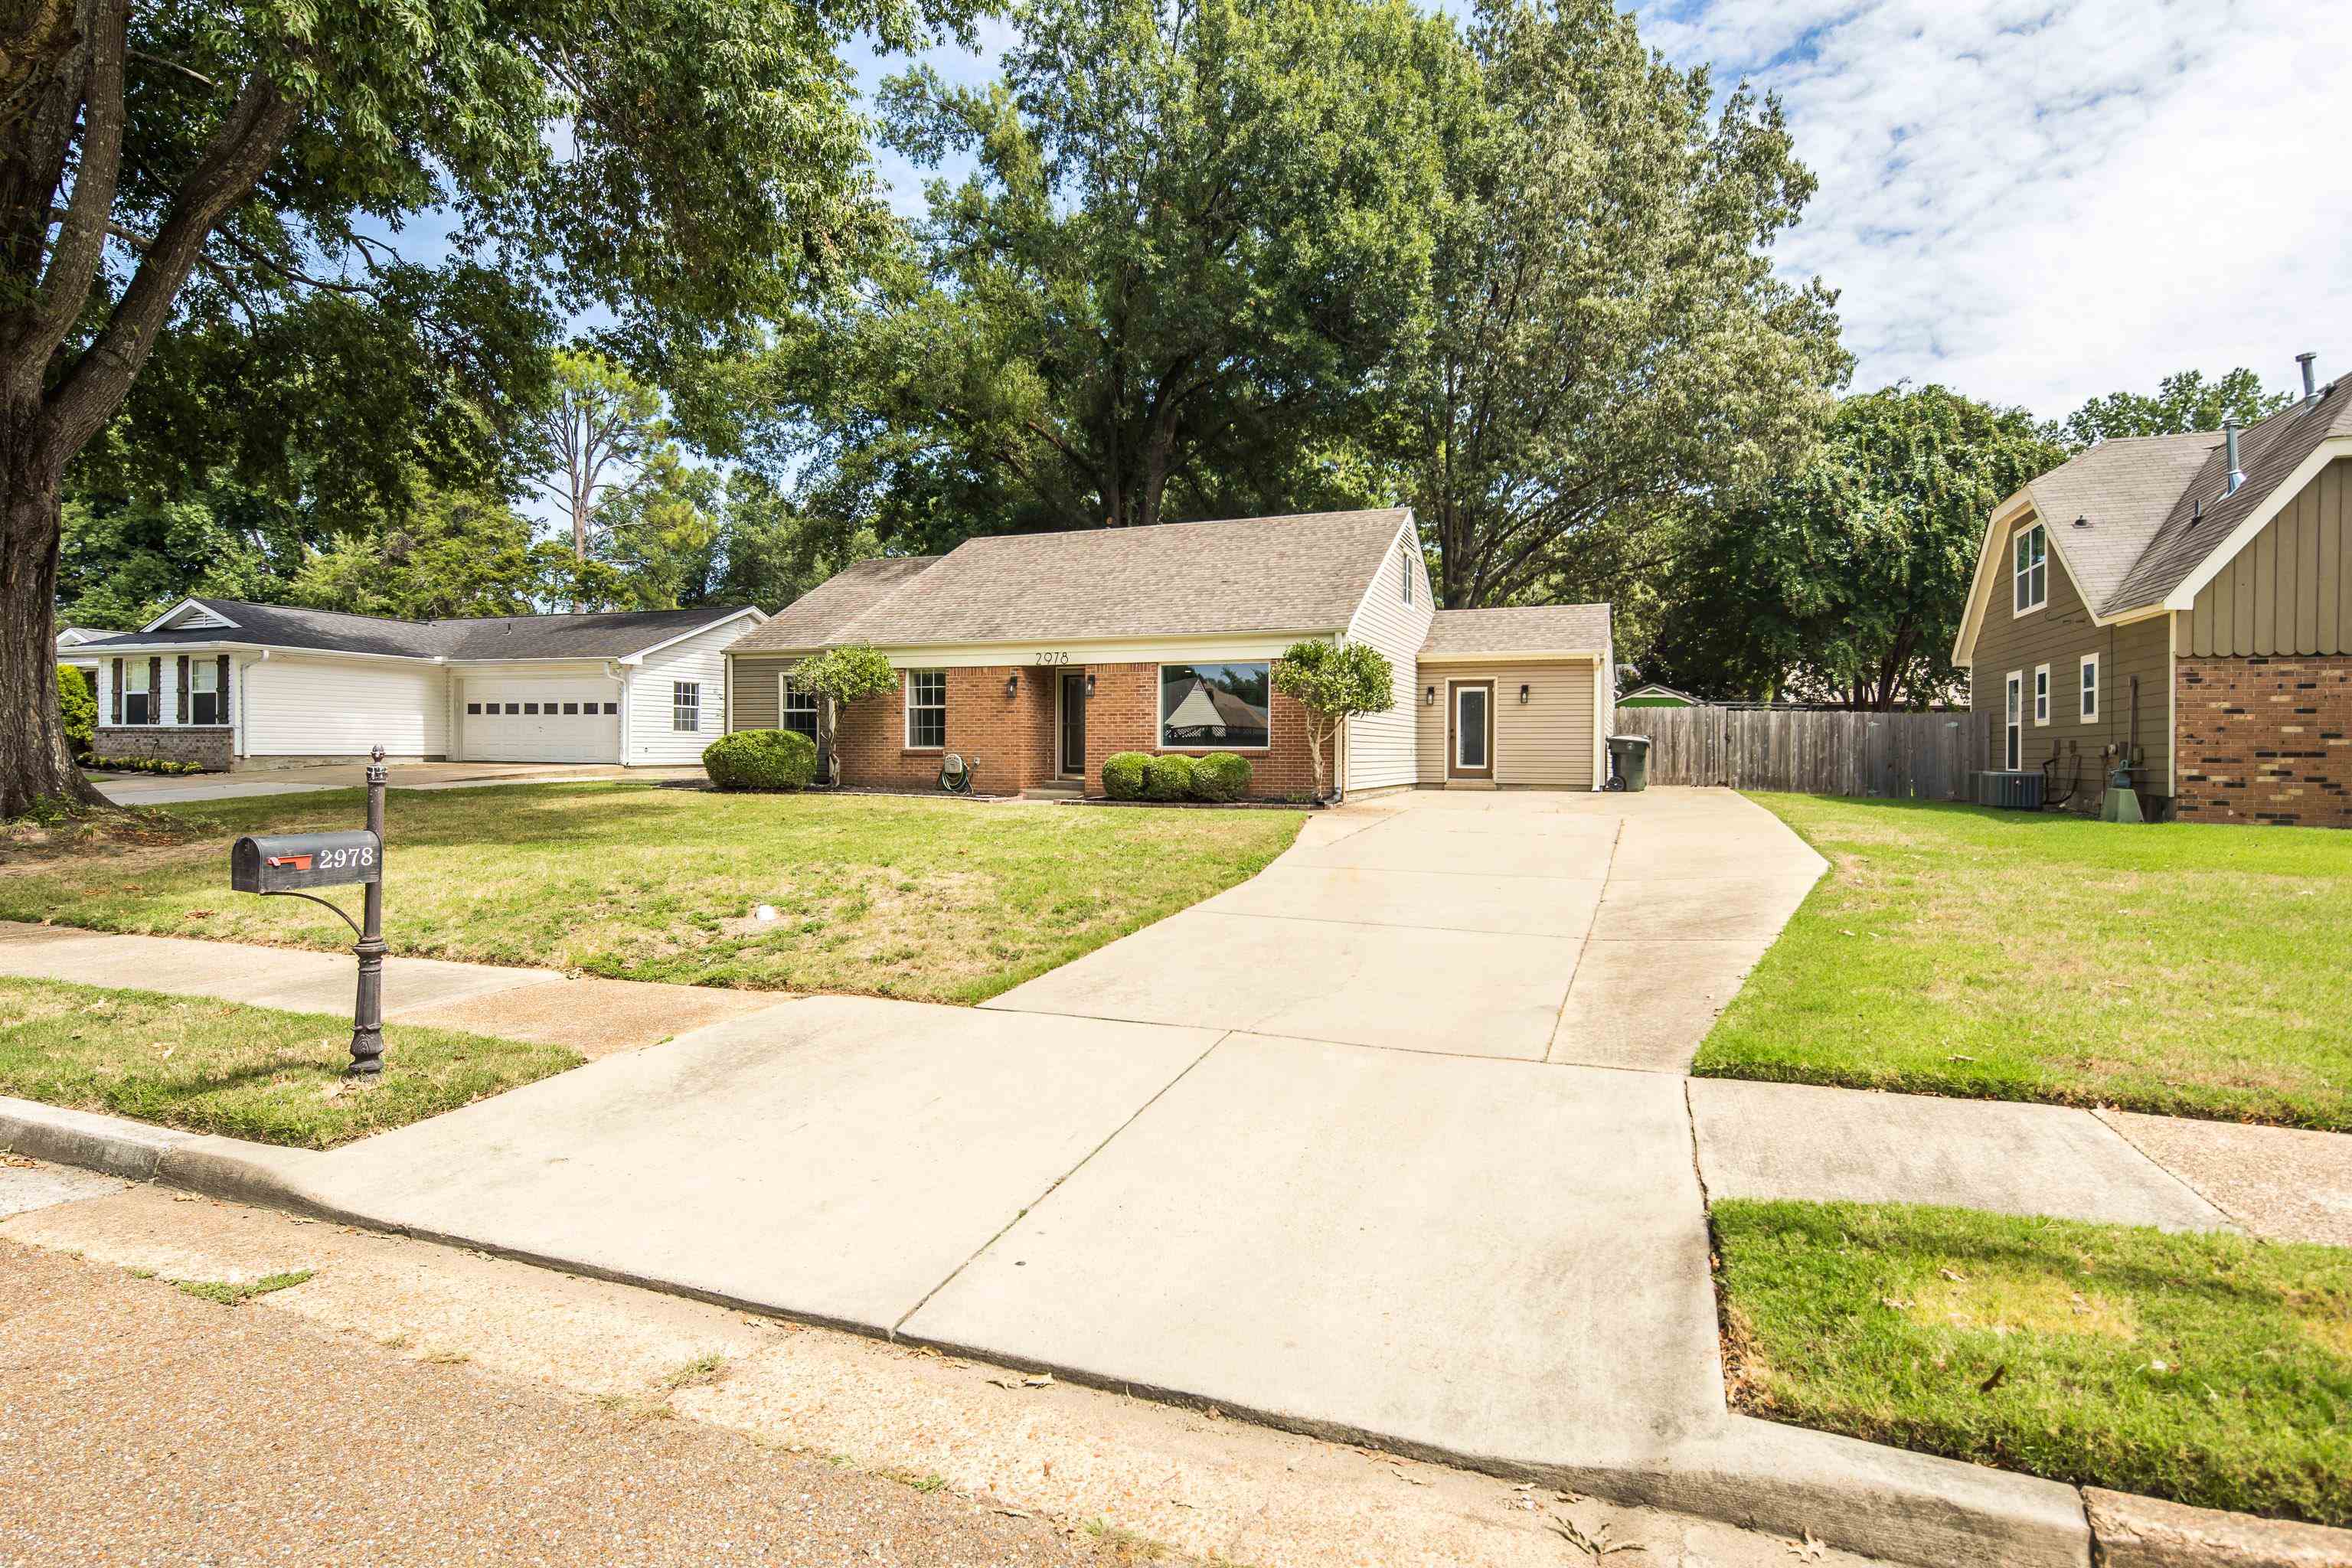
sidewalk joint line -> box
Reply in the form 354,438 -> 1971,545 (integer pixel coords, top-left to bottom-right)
889,1030 -> 1236,1338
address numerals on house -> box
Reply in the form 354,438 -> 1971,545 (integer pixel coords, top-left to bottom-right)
1032,651 -> 1071,665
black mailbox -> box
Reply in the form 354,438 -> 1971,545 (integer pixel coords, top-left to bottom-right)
230,831 -> 382,894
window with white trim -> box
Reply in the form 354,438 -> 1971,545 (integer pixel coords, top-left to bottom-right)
780,675 -> 818,742
189,658 -> 220,725
2034,664 -> 2050,726
905,670 -> 946,749
2013,523 -> 2047,614
1159,662 -> 1271,750
672,681 -> 701,732
2079,653 -> 2099,722
2004,671 -> 2023,769
123,661 -> 152,725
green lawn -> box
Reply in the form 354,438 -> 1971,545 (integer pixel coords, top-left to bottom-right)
1713,1199 -> 2352,1526
0,977 -> 579,1148
0,782 -> 1305,1004
1695,795 -> 2352,1129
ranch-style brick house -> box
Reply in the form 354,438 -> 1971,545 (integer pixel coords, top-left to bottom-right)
726,508 -> 1615,800
1953,354 -> 2352,826
70,599 -> 765,770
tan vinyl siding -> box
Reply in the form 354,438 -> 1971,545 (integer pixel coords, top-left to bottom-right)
2187,458 -> 2352,656
1415,659 -> 1596,788
727,654 -> 801,730
1968,511 -> 2170,799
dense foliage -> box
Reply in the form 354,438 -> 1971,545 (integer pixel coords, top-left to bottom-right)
1100,752 -> 1150,800
1143,754 -> 1198,802
702,729 -> 818,791
1272,639 -> 1394,798
54,666 -> 94,755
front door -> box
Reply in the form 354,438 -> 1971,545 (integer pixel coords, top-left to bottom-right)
1448,680 -> 1494,779
1059,671 -> 1087,777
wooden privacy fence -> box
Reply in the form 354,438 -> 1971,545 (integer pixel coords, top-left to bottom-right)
1609,707 -> 1985,800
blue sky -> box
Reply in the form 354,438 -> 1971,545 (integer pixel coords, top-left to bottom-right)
844,0 -> 2352,422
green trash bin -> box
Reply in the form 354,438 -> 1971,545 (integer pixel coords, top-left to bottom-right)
1606,734 -> 1650,792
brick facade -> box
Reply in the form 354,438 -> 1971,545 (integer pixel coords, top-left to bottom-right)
2174,655 -> 2352,828
90,726 -> 234,771
825,660 -> 1323,799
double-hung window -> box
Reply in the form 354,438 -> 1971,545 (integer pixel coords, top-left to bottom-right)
2079,653 -> 2099,722
672,681 -> 701,732
905,671 -> 947,749
2033,664 -> 2050,726
2013,523 -> 2047,614
1158,662 -> 1271,750
189,658 -> 220,725
780,676 -> 819,742
122,661 -> 152,725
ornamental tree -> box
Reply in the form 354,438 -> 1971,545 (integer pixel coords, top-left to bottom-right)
790,644 -> 899,783
1272,639 -> 1395,802
0,0 -> 969,817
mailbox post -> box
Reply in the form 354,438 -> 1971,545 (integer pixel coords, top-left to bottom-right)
229,744 -> 390,1077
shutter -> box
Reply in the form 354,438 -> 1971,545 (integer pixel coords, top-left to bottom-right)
217,654 -> 232,728
176,656 -> 190,726
110,658 -> 123,724
148,657 -> 162,724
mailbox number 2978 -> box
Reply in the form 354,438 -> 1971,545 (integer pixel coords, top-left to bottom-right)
317,844 -> 375,871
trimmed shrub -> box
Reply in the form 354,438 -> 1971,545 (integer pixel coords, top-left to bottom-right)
56,665 -> 95,756
1191,751 -> 1253,802
702,728 -> 818,791
83,756 -> 204,776
1101,751 -> 1151,800
1143,753 -> 1197,802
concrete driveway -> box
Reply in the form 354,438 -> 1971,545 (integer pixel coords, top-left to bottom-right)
276,787 -> 1823,1477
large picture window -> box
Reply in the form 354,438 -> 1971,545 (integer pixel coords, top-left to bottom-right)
2013,522 -> 2047,614
905,670 -> 946,749
781,676 -> 819,741
1159,662 -> 1270,750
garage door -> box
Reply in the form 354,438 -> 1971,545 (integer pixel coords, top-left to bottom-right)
461,680 -> 622,763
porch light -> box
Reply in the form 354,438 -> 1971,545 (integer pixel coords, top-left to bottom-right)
1004,674 -> 1019,699
1423,685 -> 1436,706
1519,684 -> 1530,704
1084,674 -> 1096,699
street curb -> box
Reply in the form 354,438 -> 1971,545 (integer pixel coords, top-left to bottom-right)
7,1096 -> 2345,1568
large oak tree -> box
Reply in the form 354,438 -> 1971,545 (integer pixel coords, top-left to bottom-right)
0,0 -> 964,815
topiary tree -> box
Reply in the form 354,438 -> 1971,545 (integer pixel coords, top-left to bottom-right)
1191,751 -> 1252,802
1143,754 -> 1197,802
54,666 -> 95,758
1272,640 -> 1395,801
1101,752 -> 1150,801
790,645 -> 900,785
702,729 -> 818,791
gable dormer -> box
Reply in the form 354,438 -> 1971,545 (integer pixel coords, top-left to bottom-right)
142,599 -> 240,633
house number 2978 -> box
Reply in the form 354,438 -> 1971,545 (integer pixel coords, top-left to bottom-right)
1032,652 -> 1070,665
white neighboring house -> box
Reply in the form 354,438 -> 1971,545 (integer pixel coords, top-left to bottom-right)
55,624 -> 118,701
73,598 -> 765,772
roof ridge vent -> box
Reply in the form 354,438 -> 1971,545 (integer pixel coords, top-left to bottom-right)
2298,351 -> 2320,409
2223,420 -> 2244,496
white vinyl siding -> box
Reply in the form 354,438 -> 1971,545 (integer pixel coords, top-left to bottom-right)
1340,523 -> 1436,794
1415,659 -> 1598,789
242,656 -> 447,757
626,617 -> 756,765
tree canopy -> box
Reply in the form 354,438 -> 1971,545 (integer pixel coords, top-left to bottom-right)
2053,368 -> 2292,452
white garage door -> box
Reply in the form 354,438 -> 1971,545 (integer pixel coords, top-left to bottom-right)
461,679 -> 622,763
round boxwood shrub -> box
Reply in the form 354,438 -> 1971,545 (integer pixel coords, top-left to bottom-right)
1143,753 -> 1197,802
1191,751 -> 1253,802
1101,751 -> 1152,800
702,728 -> 817,791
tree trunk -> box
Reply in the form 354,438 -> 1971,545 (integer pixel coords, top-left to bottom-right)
1,414 -> 105,817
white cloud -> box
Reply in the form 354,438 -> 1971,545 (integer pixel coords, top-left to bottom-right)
1632,0 -> 2352,419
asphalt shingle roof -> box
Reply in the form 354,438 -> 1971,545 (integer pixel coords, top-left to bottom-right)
71,599 -> 754,661
728,557 -> 942,653
1420,604 -> 1612,658
815,509 -> 1413,648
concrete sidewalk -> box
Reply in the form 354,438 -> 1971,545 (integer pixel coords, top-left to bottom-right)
93,760 -> 705,806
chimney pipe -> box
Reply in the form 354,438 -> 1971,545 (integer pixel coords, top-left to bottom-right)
2223,420 -> 2243,496
2298,351 -> 2320,407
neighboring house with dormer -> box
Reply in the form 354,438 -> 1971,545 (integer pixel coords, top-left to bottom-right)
1952,353 -> 2352,825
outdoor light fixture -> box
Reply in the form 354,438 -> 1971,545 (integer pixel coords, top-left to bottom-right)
1519,684 -> 1530,704
1423,685 -> 1436,706
1084,674 -> 1096,699
1004,675 -> 1019,699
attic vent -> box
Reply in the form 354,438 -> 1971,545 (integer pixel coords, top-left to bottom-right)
2072,514 -> 2089,528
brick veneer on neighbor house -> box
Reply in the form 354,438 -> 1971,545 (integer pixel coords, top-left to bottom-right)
2174,655 -> 2352,828
90,726 -> 234,771
827,660 -> 1321,799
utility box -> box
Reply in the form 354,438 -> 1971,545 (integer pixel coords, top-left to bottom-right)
230,831 -> 382,894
